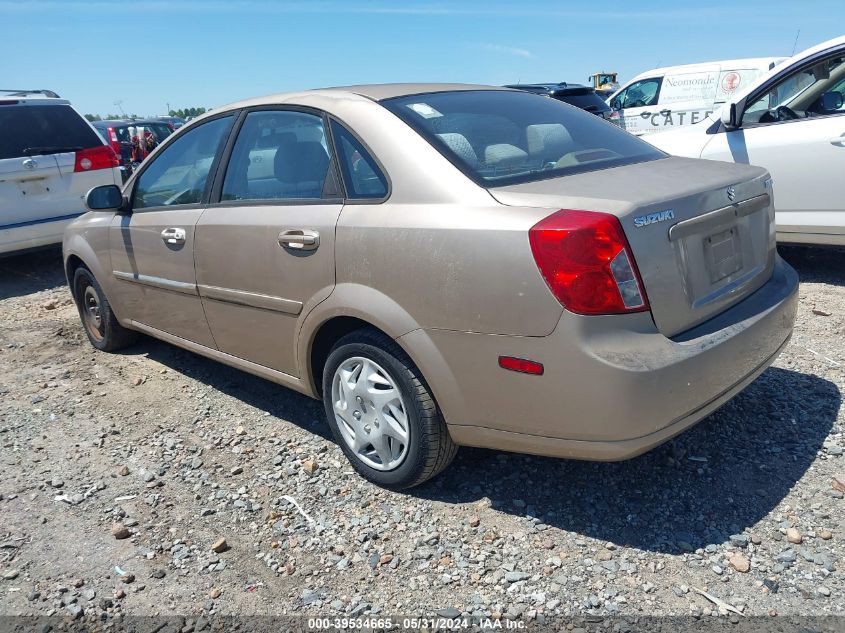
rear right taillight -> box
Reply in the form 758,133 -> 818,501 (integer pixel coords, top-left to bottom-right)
74,145 -> 119,172
529,209 -> 649,315
106,127 -> 123,163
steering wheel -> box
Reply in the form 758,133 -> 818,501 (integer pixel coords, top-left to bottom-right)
774,105 -> 800,121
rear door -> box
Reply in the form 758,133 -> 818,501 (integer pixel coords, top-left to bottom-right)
109,114 -> 236,346
194,108 -> 345,377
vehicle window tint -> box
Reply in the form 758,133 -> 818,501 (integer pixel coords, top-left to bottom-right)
330,120 -> 388,199
743,54 -> 845,125
222,110 -> 331,201
617,78 -> 662,108
0,104 -> 103,159
383,90 -> 664,187
134,115 -> 233,209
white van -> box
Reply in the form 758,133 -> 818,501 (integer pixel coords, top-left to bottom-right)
608,58 -> 785,135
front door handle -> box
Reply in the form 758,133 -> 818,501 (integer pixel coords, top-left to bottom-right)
659,109 -> 672,116
829,135 -> 845,146
161,227 -> 186,245
278,229 -> 320,251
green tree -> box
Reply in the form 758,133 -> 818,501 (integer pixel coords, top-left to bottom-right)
84,114 -> 102,122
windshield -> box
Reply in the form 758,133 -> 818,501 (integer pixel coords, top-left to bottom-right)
382,90 -> 663,187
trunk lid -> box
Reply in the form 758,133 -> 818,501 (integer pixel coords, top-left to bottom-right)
490,156 -> 776,337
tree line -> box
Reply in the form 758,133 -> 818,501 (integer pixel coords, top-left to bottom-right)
83,107 -> 207,122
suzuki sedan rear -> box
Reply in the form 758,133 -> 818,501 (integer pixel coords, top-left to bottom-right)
64,84 -> 798,489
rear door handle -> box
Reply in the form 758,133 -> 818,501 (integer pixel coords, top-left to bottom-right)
829,135 -> 845,145
161,227 -> 186,245
278,229 -> 320,251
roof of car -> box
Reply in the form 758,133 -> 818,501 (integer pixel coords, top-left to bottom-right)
216,83 -> 508,112
504,83 -> 595,95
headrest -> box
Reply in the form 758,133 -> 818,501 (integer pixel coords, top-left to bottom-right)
436,132 -> 478,167
274,140 -> 329,183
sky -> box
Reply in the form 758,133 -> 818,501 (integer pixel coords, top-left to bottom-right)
2,0 -> 844,116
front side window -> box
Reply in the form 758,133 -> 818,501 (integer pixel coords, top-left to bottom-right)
743,54 -> 845,125
222,110 -> 331,201
383,90 -> 665,187
330,120 -> 388,199
613,78 -> 662,109
134,115 -> 233,209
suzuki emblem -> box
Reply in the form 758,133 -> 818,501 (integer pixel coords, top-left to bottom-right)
726,186 -> 736,201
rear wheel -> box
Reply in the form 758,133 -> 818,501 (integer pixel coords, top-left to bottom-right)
73,267 -> 137,352
322,329 -> 457,489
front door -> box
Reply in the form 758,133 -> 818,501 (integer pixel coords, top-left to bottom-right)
195,109 -> 343,377
609,76 -> 663,135
702,49 -> 845,240
109,114 -> 235,346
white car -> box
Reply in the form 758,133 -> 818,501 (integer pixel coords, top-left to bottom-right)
607,57 -> 784,136
646,36 -> 845,246
0,90 -> 121,256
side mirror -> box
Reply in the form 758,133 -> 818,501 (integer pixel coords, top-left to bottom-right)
86,184 -> 124,211
721,102 -> 739,130
821,91 -> 844,112
610,98 -> 621,111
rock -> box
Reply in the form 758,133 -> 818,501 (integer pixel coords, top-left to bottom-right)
50,477 -> 64,488
231,466 -> 243,475
379,554 -> 394,566
596,550 -> 613,562
832,474 -> 845,493
236,425 -> 246,435
2,569 -> 19,580
118,465 -> 130,476
729,553 -> 751,573
711,565 -> 724,575
150,569 -> 166,579
211,537 -> 229,553
115,588 -> 126,599
66,604 -> 83,619
111,523 -> 131,540
436,607 -> 461,618
786,528 -> 803,544
468,516 -> 480,528
763,579 -> 779,594
302,458 -> 318,474
191,457 -> 203,470
504,571 -> 529,583
820,529 -> 833,540
43,299 -> 58,310
750,533 -> 762,545
729,534 -> 749,548
210,587 -> 222,599
120,573 -> 135,584
818,586 -> 831,597
132,377 -> 143,386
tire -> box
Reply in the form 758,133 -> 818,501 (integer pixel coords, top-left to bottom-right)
72,266 -> 138,352
322,328 -> 457,489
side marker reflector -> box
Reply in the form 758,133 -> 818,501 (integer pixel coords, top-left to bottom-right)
498,356 -> 544,375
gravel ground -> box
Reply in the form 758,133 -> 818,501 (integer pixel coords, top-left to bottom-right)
0,245 -> 843,628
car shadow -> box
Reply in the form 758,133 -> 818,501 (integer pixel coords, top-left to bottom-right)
415,366 -> 840,553
128,337 -> 332,440
779,244 -> 845,286
0,247 -> 67,300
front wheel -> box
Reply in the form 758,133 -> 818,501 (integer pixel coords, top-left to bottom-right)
322,329 -> 457,489
73,266 -> 138,352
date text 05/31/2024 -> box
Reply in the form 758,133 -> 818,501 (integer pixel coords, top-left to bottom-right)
307,617 -> 527,630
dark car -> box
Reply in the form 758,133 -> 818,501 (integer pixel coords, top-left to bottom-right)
92,119 -> 174,178
504,83 -> 612,119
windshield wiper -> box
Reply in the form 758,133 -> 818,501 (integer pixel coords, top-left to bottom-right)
23,146 -> 83,156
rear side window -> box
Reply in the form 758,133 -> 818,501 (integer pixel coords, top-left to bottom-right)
383,90 -> 664,187
222,110 -> 332,201
330,120 -> 388,199
0,104 -> 102,159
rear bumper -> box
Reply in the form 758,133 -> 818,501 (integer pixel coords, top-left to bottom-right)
401,256 -> 798,460
0,213 -> 84,256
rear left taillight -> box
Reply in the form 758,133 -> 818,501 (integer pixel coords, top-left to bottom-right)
74,145 -> 119,172
529,209 -> 649,315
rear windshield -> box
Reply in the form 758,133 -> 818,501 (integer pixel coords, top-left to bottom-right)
382,90 -> 663,186
557,92 -> 610,112
0,104 -> 102,159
